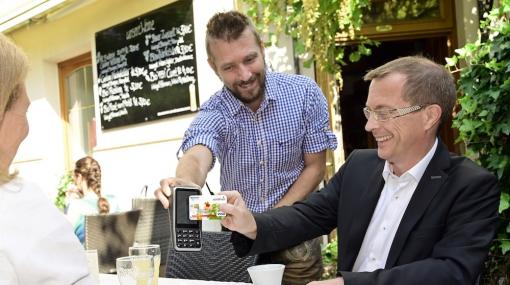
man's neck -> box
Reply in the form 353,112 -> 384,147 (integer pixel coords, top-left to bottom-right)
390,137 -> 438,176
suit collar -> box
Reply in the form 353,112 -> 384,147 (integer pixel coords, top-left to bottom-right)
384,139 -> 451,268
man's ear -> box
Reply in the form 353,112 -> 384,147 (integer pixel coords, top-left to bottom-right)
207,57 -> 220,77
423,104 -> 442,131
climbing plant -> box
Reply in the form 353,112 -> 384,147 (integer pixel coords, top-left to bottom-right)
243,1 -> 446,83
447,0 -> 510,283
242,0 -> 377,87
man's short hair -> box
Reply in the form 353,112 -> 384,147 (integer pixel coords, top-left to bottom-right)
364,56 -> 456,125
205,11 -> 262,60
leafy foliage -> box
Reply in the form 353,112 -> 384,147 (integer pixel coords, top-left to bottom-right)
362,0 -> 439,22
321,237 -> 338,279
54,171 -> 73,211
447,0 -> 510,283
242,0 -> 377,86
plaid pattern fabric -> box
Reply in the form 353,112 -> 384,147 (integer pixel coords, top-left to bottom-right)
181,71 -> 337,213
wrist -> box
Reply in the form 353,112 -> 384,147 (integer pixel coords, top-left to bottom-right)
245,215 -> 258,240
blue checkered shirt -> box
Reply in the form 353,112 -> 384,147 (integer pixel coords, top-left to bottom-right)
181,71 -> 337,213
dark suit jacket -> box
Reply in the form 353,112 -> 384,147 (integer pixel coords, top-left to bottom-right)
231,141 -> 500,285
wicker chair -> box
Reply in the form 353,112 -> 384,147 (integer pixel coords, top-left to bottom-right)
165,231 -> 256,282
132,197 -> 172,276
84,209 -> 141,274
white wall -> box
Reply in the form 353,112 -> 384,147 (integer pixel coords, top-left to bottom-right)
9,0 -> 233,209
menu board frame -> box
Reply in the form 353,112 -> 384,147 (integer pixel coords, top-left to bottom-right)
94,0 -> 199,130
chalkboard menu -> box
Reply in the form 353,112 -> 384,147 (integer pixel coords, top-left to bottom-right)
95,0 -> 199,129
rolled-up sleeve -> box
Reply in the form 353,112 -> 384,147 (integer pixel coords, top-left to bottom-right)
180,109 -> 224,168
302,83 -> 337,153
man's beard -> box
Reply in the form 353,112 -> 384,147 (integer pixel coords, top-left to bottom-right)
229,70 -> 266,105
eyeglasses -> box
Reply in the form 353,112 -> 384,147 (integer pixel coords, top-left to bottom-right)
363,105 -> 425,122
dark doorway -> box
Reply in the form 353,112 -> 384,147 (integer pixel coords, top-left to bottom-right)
339,36 -> 458,158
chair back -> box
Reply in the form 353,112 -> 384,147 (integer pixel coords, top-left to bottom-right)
165,231 -> 256,282
132,197 -> 172,274
84,209 -> 141,274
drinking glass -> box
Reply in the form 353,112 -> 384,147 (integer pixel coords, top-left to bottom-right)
116,255 -> 154,285
129,244 -> 161,285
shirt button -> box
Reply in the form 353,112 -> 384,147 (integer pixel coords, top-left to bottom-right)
259,160 -> 265,165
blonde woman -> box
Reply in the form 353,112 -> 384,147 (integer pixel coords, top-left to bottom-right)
0,34 -> 95,284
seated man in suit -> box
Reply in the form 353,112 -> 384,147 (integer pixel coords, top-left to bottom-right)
219,56 -> 500,285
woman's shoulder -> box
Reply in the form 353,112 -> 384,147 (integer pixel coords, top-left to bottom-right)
1,177 -> 76,244
1,177 -> 55,213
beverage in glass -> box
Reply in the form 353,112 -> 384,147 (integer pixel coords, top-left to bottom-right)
116,255 -> 154,285
129,244 -> 161,285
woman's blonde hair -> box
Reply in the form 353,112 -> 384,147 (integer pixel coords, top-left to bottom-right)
0,33 -> 29,184
74,156 -> 110,214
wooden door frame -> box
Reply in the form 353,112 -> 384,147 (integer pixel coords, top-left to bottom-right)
317,0 -> 459,176
57,52 -> 92,170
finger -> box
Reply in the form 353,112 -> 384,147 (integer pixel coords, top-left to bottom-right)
219,202 -> 236,215
220,216 -> 233,230
154,188 -> 170,209
222,190 -> 241,203
159,178 -> 174,197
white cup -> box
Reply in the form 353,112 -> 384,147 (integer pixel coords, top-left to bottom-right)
247,264 -> 285,285
84,249 -> 99,283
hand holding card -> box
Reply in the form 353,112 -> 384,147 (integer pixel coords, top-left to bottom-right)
189,195 -> 227,220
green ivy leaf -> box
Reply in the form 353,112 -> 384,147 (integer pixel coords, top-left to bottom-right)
499,123 -> 510,135
445,56 -> 457,67
349,52 -> 361,63
294,41 -> 305,54
501,239 -> 510,255
303,58 -> 313,68
500,192 -> 510,213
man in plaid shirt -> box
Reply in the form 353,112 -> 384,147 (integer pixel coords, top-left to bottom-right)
156,11 -> 337,284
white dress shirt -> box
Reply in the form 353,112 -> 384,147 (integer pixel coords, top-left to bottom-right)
353,139 -> 438,272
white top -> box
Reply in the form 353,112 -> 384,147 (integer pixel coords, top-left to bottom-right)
0,177 -> 95,285
353,139 -> 438,272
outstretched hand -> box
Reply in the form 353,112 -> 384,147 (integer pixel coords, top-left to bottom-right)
219,191 -> 258,240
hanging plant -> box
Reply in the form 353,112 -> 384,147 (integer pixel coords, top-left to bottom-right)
242,0 -> 378,87
363,0 -> 440,22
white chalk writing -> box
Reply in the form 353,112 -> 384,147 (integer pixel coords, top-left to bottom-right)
97,18 -> 196,124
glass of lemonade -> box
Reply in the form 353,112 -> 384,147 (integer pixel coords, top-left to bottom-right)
129,244 -> 161,285
116,255 -> 154,285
